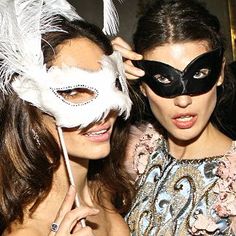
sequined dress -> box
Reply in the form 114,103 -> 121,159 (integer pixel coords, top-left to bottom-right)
125,124 -> 236,236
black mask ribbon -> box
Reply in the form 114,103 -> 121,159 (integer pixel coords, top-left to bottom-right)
132,48 -> 224,98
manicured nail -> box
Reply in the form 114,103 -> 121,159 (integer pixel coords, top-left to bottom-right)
137,69 -> 145,76
137,54 -> 143,60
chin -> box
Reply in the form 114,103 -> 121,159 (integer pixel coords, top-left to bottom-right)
83,144 -> 111,160
170,129 -> 201,143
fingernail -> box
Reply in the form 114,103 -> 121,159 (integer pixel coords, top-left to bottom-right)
137,69 -> 145,76
137,54 -> 143,60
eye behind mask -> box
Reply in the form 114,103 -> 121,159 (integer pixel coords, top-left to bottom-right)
133,47 -> 224,98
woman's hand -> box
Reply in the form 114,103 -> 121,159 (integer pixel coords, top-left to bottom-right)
112,37 -> 145,80
48,185 -> 99,236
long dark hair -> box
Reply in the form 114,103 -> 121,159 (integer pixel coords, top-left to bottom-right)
0,17 -> 134,233
130,0 -> 236,138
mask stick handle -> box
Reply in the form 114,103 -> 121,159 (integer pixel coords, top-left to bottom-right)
57,126 -> 86,228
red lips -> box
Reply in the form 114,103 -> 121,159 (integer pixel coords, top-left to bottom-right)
172,113 -> 197,129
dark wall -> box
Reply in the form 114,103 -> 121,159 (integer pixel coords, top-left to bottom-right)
68,0 -> 138,43
204,0 -> 233,61
68,0 -> 233,61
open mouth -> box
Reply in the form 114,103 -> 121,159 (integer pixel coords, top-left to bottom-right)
175,115 -> 193,122
172,114 -> 197,129
84,128 -> 110,137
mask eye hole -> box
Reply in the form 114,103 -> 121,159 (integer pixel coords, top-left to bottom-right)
154,74 -> 171,84
193,68 -> 210,79
115,75 -> 123,91
57,88 -> 95,104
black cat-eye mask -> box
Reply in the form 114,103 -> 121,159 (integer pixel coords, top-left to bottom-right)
132,48 -> 224,98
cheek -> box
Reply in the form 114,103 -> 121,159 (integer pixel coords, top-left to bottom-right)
63,130 -> 83,145
199,88 -> 217,117
62,131 -> 87,157
145,89 -> 168,119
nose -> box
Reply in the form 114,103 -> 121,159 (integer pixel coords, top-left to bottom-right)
174,95 -> 192,108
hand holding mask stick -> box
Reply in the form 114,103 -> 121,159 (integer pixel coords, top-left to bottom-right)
0,0 -> 129,233
57,126 -> 87,228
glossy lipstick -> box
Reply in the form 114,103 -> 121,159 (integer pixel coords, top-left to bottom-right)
172,113 -> 197,129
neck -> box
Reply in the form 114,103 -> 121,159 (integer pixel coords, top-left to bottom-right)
168,122 -> 232,160
24,155 -> 91,228
52,155 -> 93,206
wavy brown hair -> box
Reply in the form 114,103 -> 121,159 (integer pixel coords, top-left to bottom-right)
0,17 -> 134,233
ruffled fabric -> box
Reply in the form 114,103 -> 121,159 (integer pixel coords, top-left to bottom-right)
132,123 -> 162,177
189,142 -> 236,235
213,144 -> 236,234
189,214 -> 219,235
124,123 -> 162,181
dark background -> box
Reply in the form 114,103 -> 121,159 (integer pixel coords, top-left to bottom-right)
68,0 -> 234,62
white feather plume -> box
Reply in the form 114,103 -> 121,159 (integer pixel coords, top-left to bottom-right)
43,0 -> 83,22
102,0 -> 123,35
0,0 -> 81,93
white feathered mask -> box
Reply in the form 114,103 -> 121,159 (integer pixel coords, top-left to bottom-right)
0,0 -> 131,128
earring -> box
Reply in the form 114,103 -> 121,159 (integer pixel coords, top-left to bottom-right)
32,129 -> 41,148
